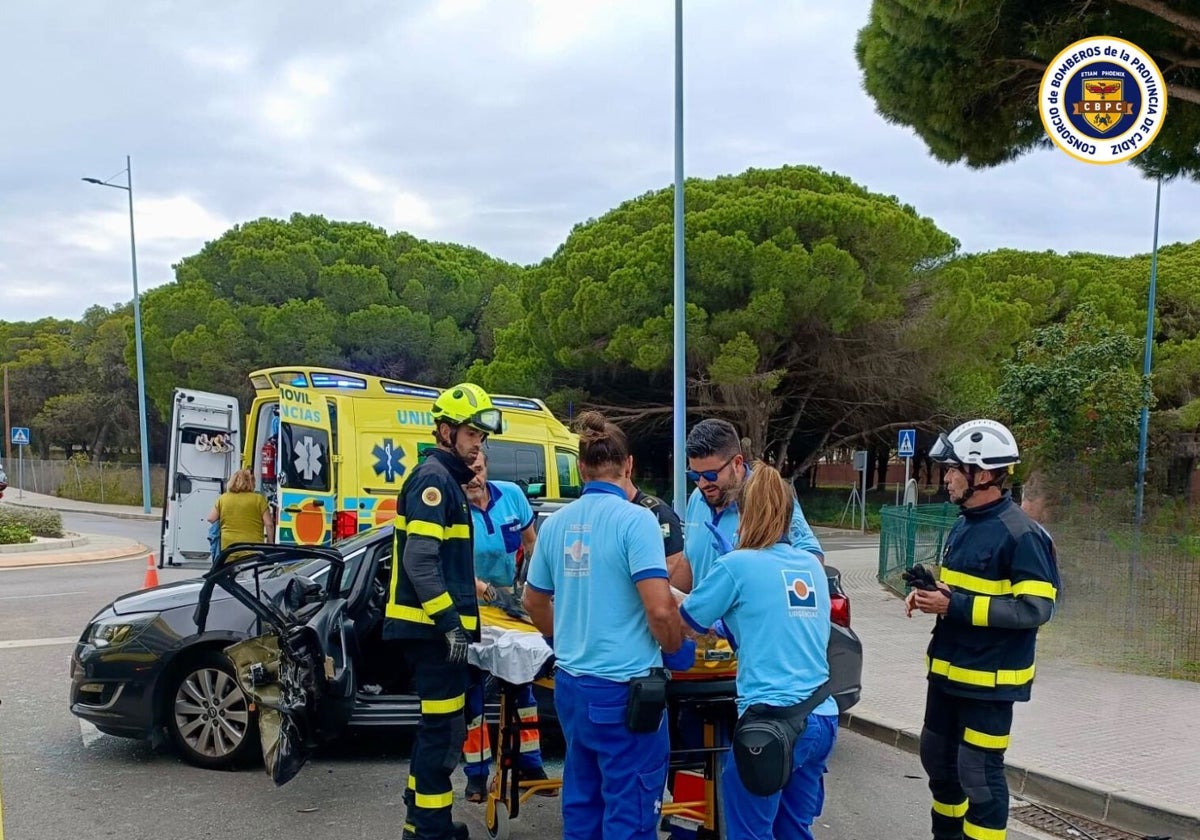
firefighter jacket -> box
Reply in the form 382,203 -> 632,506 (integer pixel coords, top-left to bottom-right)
383,447 -> 481,642
927,493 -> 1059,702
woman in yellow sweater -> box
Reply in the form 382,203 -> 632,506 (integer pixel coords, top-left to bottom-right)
207,469 -> 273,554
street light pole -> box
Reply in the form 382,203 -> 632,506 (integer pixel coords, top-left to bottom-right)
671,0 -> 687,515
82,155 -> 153,514
1133,173 -> 1163,527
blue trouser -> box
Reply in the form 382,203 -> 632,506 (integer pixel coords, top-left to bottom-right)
555,670 -> 670,840
721,712 -> 838,840
463,671 -> 543,777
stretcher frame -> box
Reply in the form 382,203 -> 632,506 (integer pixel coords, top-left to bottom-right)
482,671 -> 737,840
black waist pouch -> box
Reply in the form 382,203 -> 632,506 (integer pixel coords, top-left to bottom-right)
625,668 -> 669,733
732,682 -> 830,796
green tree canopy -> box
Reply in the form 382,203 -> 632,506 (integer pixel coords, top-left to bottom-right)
857,0 -> 1200,179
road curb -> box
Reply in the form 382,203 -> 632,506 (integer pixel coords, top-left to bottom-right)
839,710 -> 1200,839
0,542 -> 151,570
1,498 -> 160,521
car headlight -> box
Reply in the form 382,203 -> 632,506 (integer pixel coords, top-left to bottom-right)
87,614 -> 157,649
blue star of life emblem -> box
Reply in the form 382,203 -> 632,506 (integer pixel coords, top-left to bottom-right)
372,438 -> 406,483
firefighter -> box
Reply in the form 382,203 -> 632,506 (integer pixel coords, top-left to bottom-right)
384,383 -> 503,840
907,419 -> 1059,840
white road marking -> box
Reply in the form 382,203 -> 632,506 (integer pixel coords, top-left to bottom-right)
79,719 -> 103,748
0,591 -> 85,601
0,636 -> 77,649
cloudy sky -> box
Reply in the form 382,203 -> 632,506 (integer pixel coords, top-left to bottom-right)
2,0 -> 1196,323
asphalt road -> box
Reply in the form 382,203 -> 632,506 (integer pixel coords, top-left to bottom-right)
0,521 -> 1050,840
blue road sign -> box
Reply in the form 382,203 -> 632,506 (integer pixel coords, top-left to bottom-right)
898,428 -> 915,459
11,427 -> 30,446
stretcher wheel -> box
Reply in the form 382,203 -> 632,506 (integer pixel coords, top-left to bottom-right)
485,798 -> 510,840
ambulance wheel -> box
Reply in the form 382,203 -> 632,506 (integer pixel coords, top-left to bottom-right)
485,799 -> 510,840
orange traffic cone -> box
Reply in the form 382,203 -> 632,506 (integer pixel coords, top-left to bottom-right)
143,553 -> 159,589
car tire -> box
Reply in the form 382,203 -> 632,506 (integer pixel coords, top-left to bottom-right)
164,650 -> 259,770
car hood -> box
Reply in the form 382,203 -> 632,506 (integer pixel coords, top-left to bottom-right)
110,578 -> 231,616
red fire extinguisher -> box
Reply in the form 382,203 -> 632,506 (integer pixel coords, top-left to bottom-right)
260,437 -> 277,484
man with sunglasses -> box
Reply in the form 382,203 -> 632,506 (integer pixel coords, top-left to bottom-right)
906,419 -> 1059,840
384,383 -> 503,840
680,419 -> 823,592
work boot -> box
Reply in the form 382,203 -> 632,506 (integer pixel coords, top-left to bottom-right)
522,765 -> 558,797
400,822 -> 470,840
464,774 -> 488,803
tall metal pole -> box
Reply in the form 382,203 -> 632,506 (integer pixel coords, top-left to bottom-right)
3,364 -> 11,465
1133,173 -> 1162,526
126,156 -> 153,514
671,0 -> 687,515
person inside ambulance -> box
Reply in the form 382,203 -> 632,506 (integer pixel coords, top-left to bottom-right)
907,419 -> 1059,840
383,383 -> 502,840
460,450 -> 550,803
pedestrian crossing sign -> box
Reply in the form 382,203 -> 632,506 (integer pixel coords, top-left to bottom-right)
10,426 -> 30,446
898,428 -> 915,458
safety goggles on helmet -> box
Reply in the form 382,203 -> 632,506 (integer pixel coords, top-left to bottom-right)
462,408 -> 503,435
928,433 -> 961,466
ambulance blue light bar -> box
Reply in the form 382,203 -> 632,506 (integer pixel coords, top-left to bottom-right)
491,397 -> 542,411
382,382 -> 441,398
310,373 -> 367,390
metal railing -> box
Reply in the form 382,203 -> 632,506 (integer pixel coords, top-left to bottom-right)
877,503 -> 960,595
0,457 -> 165,507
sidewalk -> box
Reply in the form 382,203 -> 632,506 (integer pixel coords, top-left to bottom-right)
0,492 -> 154,568
0,488 -> 160,521
827,537 -> 1200,839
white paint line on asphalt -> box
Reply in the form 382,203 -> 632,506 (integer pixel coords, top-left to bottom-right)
0,636 -> 77,649
79,719 -> 103,748
0,591 -> 85,601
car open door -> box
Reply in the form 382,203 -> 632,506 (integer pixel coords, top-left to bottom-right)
194,545 -> 357,785
275,384 -> 336,546
161,389 -> 241,568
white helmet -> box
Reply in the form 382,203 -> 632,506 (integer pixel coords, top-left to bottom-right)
929,419 -> 1020,470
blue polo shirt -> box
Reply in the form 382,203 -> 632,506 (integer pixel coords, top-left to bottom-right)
681,542 -> 837,717
683,475 -> 823,586
470,480 -> 535,587
526,481 -> 668,682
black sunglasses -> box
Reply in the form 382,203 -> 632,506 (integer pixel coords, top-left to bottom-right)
686,453 -> 737,483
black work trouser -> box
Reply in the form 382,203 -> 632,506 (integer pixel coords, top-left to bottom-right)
919,681 -> 1014,840
402,638 -> 469,839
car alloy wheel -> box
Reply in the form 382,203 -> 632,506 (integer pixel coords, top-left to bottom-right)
165,651 -> 257,769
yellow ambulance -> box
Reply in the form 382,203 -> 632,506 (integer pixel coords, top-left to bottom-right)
160,366 -> 580,564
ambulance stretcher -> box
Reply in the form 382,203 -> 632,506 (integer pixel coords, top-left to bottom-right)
472,606 -> 738,840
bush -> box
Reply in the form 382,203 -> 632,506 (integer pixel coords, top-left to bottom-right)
0,506 -> 64,538
0,522 -> 33,545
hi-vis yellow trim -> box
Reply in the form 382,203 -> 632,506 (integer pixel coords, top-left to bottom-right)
927,657 -> 1035,688
400,517 -> 471,541
415,790 -> 455,809
408,775 -> 416,790
1012,579 -> 1057,600
972,596 -> 991,627
964,819 -> 1006,839
932,798 -> 969,818
963,727 -> 1011,750
421,694 -> 466,715
940,569 -> 1011,596
422,592 -> 453,615
385,604 -> 478,630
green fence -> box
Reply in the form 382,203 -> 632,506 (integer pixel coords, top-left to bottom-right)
877,503 -> 960,595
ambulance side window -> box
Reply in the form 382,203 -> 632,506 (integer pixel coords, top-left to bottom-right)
278,422 -> 331,492
486,441 -> 546,497
556,449 -> 581,499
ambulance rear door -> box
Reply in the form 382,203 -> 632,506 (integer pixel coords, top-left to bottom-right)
161,389 -> 240,568
276,383 -> 336,545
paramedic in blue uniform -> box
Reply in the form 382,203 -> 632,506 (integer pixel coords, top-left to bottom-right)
522,410 -> 695,840
384,383 -> 503,840
681,463 -> 838,840
908,419 -> 1058,840
681,419 -> 823,592
459,450 -> 549,802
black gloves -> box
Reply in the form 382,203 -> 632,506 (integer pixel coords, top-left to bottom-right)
902,563 -> 940,592
444,627 -> 472,664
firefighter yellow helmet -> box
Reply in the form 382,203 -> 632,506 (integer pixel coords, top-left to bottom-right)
431,383 -> 503,435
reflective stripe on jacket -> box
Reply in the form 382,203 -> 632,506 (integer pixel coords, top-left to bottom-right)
384,448 -> 480,641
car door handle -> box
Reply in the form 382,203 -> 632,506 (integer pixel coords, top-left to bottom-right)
284,499 -> 325,513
